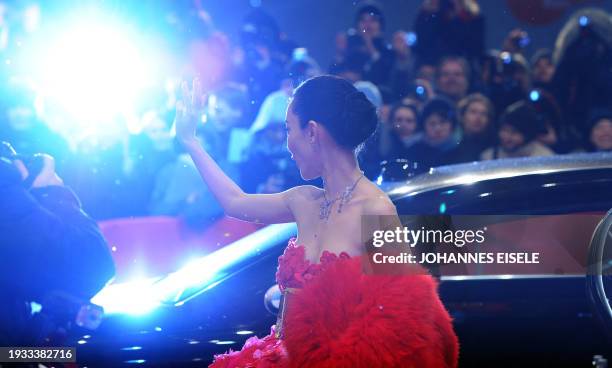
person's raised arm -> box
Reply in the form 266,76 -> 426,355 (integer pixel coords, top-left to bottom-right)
175,78 -> 295,224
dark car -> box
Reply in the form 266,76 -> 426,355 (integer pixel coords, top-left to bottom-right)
74,152 -> 612,367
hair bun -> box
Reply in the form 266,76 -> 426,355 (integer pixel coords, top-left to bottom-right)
292,75 -> 379,151
340,91 -> 378,149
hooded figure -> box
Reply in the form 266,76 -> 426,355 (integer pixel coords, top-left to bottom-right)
551,8 -> 612,140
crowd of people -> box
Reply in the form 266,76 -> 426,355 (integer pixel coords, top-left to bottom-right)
1,1 -> 612,224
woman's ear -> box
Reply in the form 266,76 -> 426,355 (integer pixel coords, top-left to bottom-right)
307,120 -> 318,144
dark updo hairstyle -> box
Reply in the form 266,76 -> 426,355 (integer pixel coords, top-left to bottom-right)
291,75 -> 378,151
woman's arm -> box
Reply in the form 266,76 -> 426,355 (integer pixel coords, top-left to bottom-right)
176,79 -> 295,224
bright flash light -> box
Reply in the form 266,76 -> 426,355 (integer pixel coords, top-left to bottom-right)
155,223 -> 297,304
90,277 -> 162,315
29,13 -> 156,126
91,223 -> 297,315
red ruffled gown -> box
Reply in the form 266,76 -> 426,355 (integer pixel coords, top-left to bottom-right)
210,237 -> 459,368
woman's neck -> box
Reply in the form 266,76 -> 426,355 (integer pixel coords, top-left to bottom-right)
320,148 -> 363,199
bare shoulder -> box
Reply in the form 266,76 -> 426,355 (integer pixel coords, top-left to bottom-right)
362,195 -> 397,216
359,182 -> 397,216
283,185 -> 323,203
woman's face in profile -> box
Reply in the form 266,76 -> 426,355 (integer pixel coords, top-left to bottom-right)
285,103 -> 319,180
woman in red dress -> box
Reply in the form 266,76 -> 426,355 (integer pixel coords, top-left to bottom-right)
176,75 -> 459,367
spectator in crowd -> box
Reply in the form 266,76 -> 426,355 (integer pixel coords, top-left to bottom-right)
330,58 -> 385,116
124,111 -> 177,215
200,83 -> 250,169
501,28 -> 529,52
403,97 -> 459,172
584,110 -> 612,152
355,80 -> 383,111
233,9 -> 286,118
481,50 -> 531,116
387,103 -> 422,150
551,8 -> 612,142
242,122 -> 302,194
530,49 -> 555,90
444,93 -> 495,164
399,63 -> 437,114
153,84 -> 246,223
481,100 -> 553,160
149,139 -> 226,228
435,56 -> 470,104
527,88 -> 575,153
360,102 -> 421,179
329,58 -> 364,84
174,8 -> 233,91
249,53 -> 321,135
0,141 -> 115,345
248,77 -> 292,135
413,0 -> 484,68
401,81 -> 434,111
0,86 -> 71,174
386,30 -> 417,102
415,63 -> 437,84
336,4 -> 394,87
64,123 -> 132,220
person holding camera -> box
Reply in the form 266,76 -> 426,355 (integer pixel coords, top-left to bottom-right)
413,0 -> 484,67
0,141 -> 115,345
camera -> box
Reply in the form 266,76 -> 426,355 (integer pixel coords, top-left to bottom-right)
0,141 -> 45,184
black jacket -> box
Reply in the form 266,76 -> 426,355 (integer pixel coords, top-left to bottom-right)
0,158 -> 115,302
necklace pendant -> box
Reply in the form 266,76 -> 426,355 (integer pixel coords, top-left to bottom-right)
321,172 -> 364,219
320,201 -> 331,221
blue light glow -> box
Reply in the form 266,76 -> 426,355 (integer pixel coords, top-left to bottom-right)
91,223 -> 297,315
529,90 -> 540,102
21,8 -> 163,141
579,15 -> 589,27
124,359 -> 146,364
406,32 -> 417,46
90,276 -> 163,315
501,52 -> 512,64
121,346 -> 143,351
30,302 -> 42,315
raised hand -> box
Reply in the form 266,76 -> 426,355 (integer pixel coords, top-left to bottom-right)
30,154 -> 64,188
175,78 -> 207,144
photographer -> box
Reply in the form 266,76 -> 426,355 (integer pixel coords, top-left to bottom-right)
0,142 -> 115,345
337,4 -> 395,87
413,0 -> 485,67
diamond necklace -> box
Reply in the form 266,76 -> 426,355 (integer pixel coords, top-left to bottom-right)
319,171 -> 365,221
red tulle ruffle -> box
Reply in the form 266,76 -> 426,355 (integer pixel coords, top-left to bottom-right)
209,326 -> 288,368
210,240 -> 459,368
283,256 -> 459,368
